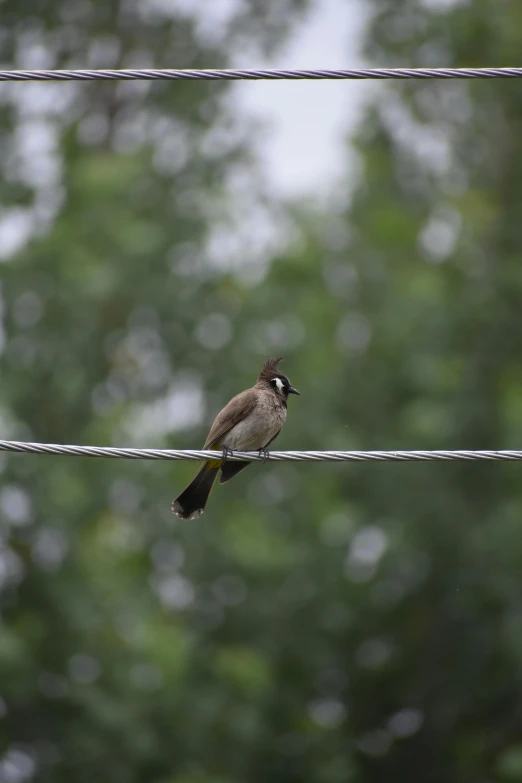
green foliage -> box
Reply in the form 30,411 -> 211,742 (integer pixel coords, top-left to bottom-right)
2,1 -> 522,782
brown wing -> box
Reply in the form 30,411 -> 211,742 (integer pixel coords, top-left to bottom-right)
203,388 -> 258,449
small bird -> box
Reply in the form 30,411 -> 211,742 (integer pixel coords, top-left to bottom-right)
171,357 -> 300,519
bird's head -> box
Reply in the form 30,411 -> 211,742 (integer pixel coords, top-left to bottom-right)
257,357 -> 300,400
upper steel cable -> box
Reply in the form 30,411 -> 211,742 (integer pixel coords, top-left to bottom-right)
0,67 -> 522,82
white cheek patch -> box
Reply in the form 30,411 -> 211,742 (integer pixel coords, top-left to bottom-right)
272,377 -> 284,392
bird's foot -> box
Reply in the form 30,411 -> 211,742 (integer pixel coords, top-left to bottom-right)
221,446 -> 234,464
258,447 -> 269,464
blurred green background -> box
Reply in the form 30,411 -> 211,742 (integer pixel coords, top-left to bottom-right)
2,0 -> 522,781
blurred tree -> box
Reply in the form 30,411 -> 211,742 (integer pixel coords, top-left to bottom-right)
3,1 -> 522,782
0,1 -> 316,781
245,2 -> 522,782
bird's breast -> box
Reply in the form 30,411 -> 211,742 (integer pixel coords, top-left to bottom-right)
222,395 -> 287,451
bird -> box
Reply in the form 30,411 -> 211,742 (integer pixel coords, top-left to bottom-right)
171,357 -> 300,519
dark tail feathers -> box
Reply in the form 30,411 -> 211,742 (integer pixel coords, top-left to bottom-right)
219,460 -> 251,484
171,464 -> 219,519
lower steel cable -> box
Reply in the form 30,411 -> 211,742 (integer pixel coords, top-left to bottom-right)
0,440 -> 521,462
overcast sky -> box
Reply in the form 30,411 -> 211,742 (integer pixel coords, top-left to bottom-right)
0,0 -> 370,262
234,0 -> 370,199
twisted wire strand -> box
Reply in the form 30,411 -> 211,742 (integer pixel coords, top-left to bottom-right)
0,67 -> 522,82
0,440 -> 521,462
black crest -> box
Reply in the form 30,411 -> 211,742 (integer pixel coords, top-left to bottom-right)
258,357 -> 285,383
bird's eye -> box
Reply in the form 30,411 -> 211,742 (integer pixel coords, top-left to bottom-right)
271,377 -> 284,391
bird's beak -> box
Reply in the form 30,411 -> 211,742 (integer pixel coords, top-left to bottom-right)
288,386 -> 300,395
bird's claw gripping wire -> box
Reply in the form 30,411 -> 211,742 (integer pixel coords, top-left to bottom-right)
221,446 -> 234,464
258,448 -> 269,463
